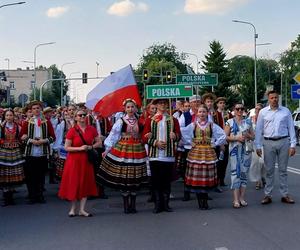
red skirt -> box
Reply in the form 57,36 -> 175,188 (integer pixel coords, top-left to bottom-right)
58,151 -> 97,201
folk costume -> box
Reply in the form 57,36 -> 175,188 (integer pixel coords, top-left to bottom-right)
0,122 -> 25,206
182,120 -> 226,209
20,115 -> 55,203
53,118 -> 75,179
97,114 -> 148,213
142,112 -> 181,213
88,113 -> 112,198
176,110 -> 194,201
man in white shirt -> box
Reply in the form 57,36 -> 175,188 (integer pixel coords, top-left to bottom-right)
255,90 -> 296,205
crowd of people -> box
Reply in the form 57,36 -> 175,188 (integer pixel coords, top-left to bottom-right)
0,90 -> 297,216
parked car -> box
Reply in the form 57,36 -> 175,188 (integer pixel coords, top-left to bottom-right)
292,111 -> 300,145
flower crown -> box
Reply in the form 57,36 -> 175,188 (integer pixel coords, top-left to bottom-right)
122,98 -> 137,106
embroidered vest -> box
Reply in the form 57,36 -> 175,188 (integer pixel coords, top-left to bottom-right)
148,115 -> 176,158
24,118 -> 52,157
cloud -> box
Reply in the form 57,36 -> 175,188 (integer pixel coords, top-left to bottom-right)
46,6 -> 69,18
107,0 -> 149,17
184,0 -> 249,14
227,42 -> 253,57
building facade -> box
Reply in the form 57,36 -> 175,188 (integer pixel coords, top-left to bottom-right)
0,68 -> 52,106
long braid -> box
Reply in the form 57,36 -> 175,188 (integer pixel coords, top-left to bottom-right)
15,122 -> 19,139
1,121 -> 6,139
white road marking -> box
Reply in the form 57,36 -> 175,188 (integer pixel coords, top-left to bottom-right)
274,164 -> 300,175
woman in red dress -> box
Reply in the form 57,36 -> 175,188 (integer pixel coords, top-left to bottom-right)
58,110 -> 102,217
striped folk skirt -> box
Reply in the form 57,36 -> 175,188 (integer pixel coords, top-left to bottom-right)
55,158 -> 65,179
0,146 -> 25,187
97,138 -> 148,191
185,144 -> 218,190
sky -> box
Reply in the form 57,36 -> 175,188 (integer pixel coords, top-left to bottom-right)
0,0 -> 299,102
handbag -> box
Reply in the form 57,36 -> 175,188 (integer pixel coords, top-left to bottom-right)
75,127 -> 100,168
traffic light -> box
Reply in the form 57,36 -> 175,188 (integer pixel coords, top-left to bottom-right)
82,73 -> 88,84
166,71 -> 172,83
143,69 -> 149,82
0,71 -> 7,81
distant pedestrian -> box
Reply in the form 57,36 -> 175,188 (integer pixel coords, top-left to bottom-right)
213,97 -> 232,187
255,90 -> 296,205
53,105 -> 76,179
249,103 -> 266,190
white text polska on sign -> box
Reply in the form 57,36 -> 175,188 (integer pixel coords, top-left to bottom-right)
152,88 -> 180,97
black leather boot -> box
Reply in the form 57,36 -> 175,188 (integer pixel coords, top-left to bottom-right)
202,193 -> 211,210
153,191 -> 162,214
7,191 -> 15,205
129,194 -> 137,213
163,191 -> 173,212
196,193 -> 203,209
49,167 -> 58,184
2,191 -> 10,207
98,185 -> 108,199
122,195 -> 130,214
182,190 -> 191,201
147,190 -> 155,203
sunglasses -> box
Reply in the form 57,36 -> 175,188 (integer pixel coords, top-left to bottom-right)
77,114 -> 86,117
235,107 -> 244,111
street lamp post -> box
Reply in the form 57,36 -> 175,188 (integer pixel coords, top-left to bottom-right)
4,58 -> 10,71
22,60 -> 34,64
183,52 -> 201,95
0,2 -> 25,9
22,60 -> 34,69
233,20 -> 258,105
182,52 -> 199,73
60,62 -> 75,106
69,72 -> 80,102
33,42 -> 55,100
273,53 -> 284,105
96,61 -> 100,78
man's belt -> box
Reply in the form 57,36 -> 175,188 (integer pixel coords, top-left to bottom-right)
264,136 -> 289,141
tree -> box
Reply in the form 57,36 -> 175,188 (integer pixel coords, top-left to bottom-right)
280,34 -> 300,110
135,42 -> 190,102
30,64 -> 68,106
48,64 -> 68,105
228,56 -> 281,108
136,42 -> 188,84
202,40 -> 239,108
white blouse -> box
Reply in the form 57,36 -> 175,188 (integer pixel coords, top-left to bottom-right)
180,122 -> 226,149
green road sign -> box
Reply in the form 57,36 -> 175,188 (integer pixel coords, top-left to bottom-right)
146,84 -> 193,99
176,73 -> 218,86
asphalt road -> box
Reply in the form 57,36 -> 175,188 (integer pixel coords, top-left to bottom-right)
1,147 -> 300,250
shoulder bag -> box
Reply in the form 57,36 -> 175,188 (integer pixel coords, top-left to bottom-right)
75,127 -> 100,168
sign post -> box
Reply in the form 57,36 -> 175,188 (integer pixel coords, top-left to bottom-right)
293,72 -> 300,109
176,73 -> 218,95
146,84 -> 193,99
176,73 -> 218,86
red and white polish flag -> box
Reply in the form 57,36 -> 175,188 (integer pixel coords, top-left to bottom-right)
86,64 -> 142,117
